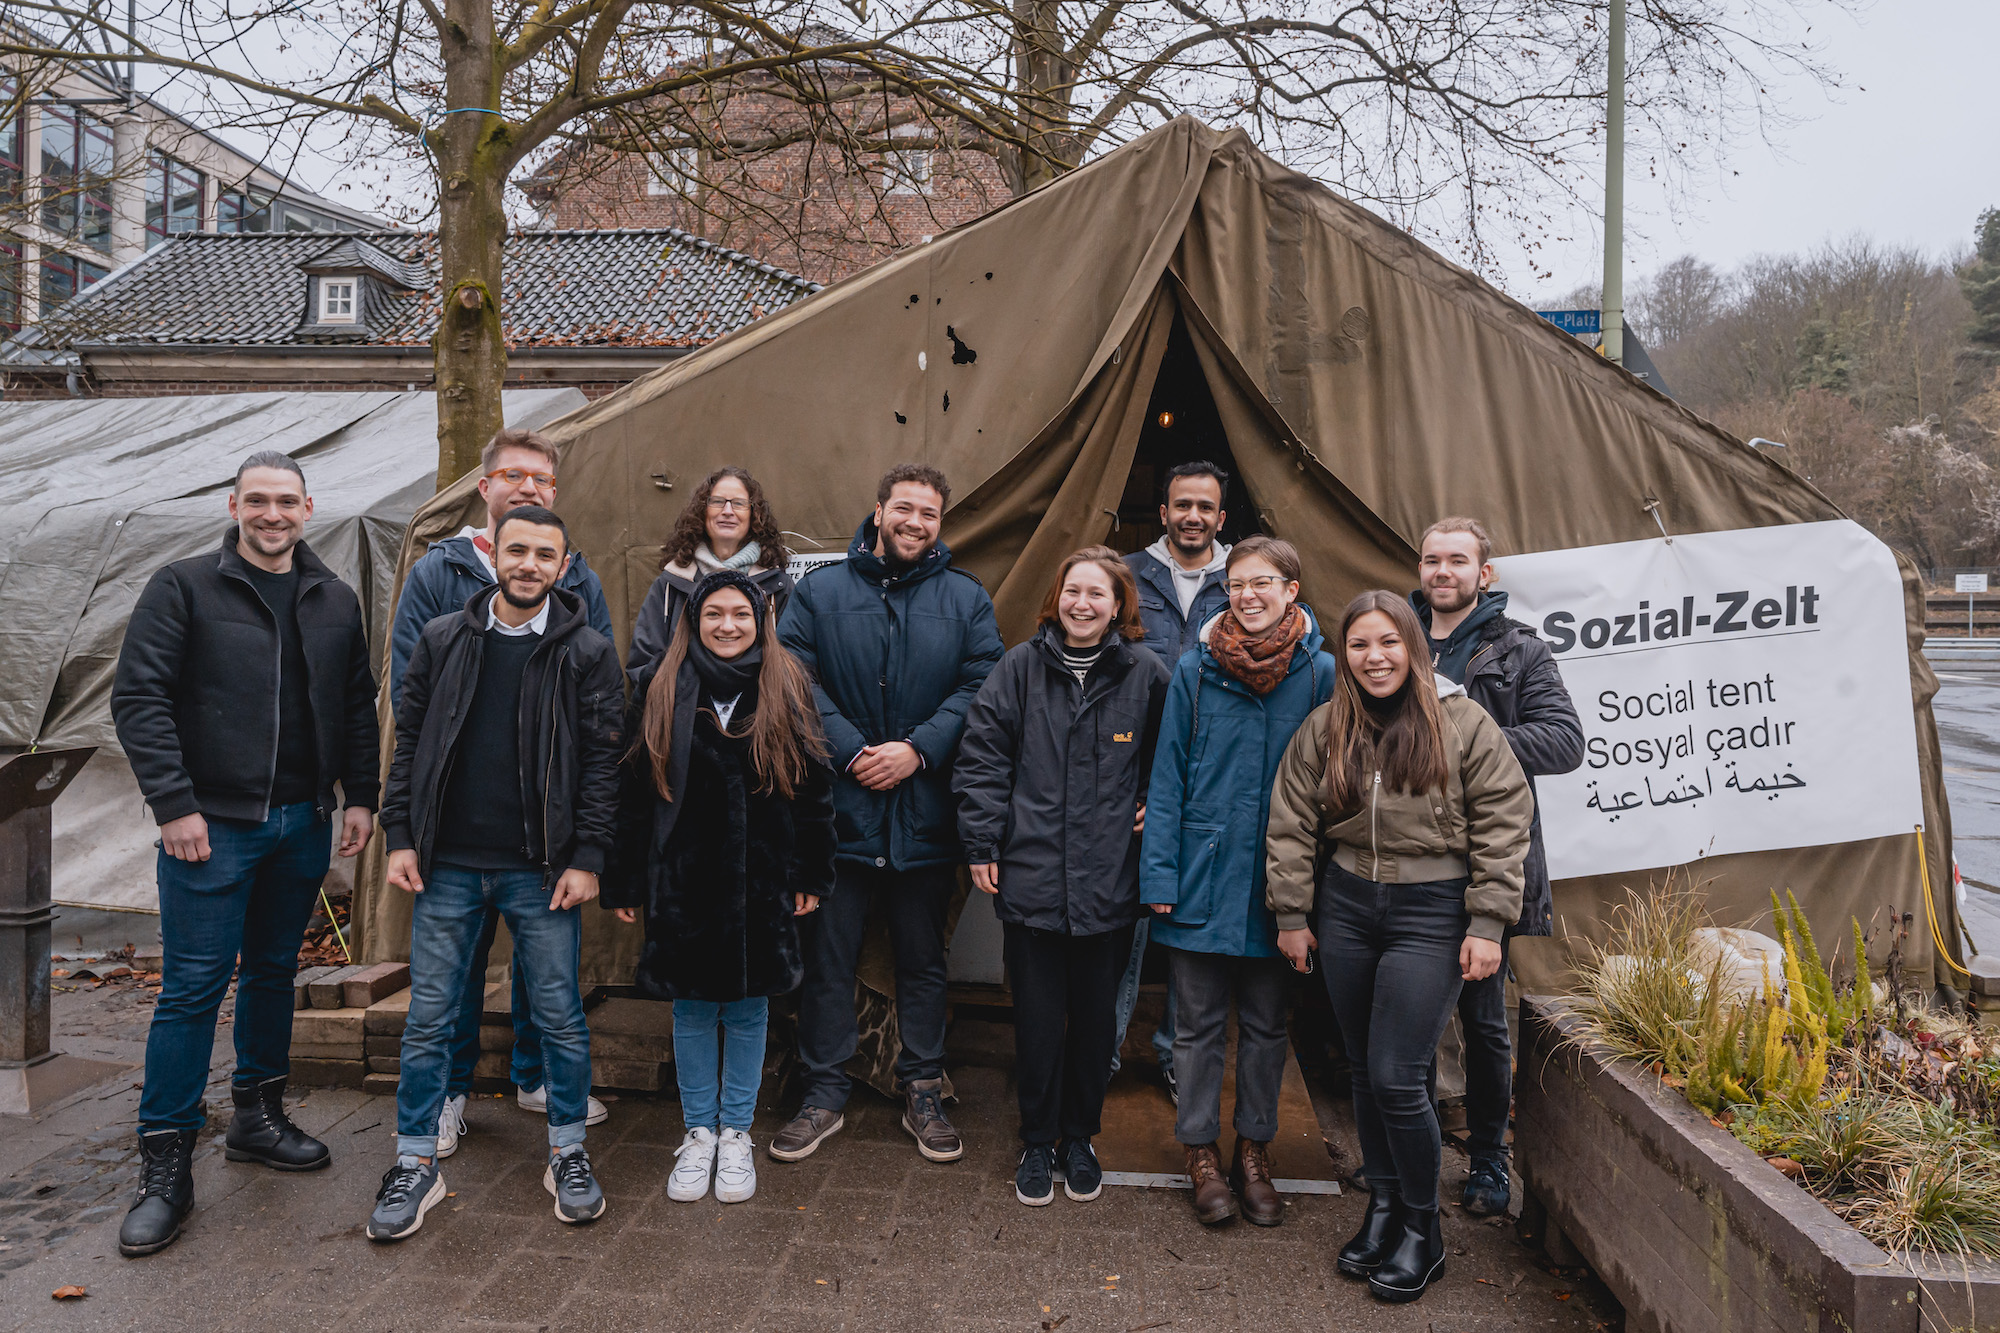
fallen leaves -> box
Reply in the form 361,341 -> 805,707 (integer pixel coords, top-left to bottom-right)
1766,1156 -> 1807,1180
51,1285 -> 87,1300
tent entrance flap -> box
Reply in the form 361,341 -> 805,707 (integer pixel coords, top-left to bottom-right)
1111,307 -> 1263,556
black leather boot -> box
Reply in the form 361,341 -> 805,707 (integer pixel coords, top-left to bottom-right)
1337,1188 -> 1402,1278
223,1076 -> 330,1171
1368,1206 -> 1445,1302
119,1129 -> 196,1257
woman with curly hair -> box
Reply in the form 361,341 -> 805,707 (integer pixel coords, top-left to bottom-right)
627,467 -> 794,676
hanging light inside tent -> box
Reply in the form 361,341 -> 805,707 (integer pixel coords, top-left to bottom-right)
1157,410 -> 1175,428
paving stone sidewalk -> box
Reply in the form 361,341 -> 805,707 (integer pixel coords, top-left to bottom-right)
0,981 -> 1618,1333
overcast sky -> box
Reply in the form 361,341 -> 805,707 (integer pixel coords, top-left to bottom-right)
1515,0 -> 1999,306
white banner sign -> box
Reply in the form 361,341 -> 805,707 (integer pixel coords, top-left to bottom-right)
785,550 -> 847,582
1495,520 -> 1922,880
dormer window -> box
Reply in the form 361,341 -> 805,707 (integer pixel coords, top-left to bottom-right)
320,278 -> 357,323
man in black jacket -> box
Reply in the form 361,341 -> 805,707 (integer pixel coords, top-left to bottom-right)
110,452 -> 381,1258
771,464 -> 1003,1166
369,506 -> 623,1242
1411,516 -> 1584,1217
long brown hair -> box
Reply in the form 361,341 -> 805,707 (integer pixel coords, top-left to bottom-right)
1323,591 -> 1450,810
639,595 -> 826,800
1036,545 -> 1146,641
660,466 -> 790,570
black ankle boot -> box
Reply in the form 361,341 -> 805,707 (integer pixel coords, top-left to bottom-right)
1337,1188 -> 1402,1278
1368,1207 -> 1445,1302
223,1076 -> 330,1171
119,1129 -> 196,1257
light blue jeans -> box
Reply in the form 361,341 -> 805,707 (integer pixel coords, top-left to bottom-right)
1109,914 -> 1176,1076
397,865 -> 591,1158
673,997 -> 769,1132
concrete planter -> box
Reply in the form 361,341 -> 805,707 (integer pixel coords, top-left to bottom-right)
1516,996 -> 2000,1333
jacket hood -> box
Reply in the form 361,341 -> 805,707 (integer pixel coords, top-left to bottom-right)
457,583 -> 590,639
1140,536 -> 1230,579
1435,673 -> 1466,699
1410,587 -> 1510,640
1028,621 -> 1138,676
846,515 -> 953,587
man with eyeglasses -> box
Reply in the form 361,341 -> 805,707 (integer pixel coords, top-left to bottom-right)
388,427 -> 617,1152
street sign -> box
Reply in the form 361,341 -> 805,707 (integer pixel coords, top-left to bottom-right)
1537,309 -> 1602,339
1956,574 -> 1988,593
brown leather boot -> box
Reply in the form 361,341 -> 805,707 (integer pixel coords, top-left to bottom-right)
1185,1143 -> 1237,1225
1230,1137 -> 1284,1227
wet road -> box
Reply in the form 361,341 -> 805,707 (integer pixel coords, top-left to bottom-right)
1929,657 -> 2000,955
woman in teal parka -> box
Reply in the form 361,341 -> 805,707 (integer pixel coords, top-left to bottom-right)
1140,535 -> 1337,1228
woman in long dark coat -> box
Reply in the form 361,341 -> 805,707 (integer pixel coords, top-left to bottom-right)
606,571 -> 835,1205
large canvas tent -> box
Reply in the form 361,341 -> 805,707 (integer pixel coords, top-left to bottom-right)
0,388 -> 584,930
356,118 -> 1960,992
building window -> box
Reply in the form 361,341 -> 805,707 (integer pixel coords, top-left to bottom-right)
319,278 -> 357,323
0,238 -> 20,332
146,152 -> 206,248
279,203 -> 340,232
883,127 -> 931,197
0,80 -> 21,206
645,146 -> 697,197
40,251 -> 107,310
218,186 -> 274,232
40,109 -> 115,252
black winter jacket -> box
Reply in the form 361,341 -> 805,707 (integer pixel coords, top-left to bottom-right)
1413,591 -> 1584,936
952,626 -> 1170,935
605,662 -> 838,1000
626,559 -> 794,683
382,586 -> 624,878
777,518 -> 1004,869
113,531 -> 380,825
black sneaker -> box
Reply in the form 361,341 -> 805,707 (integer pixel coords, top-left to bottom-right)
1163,1065 -> 1179,1106
1059,1138 -> 1103,1202
545,1147 -> 607,1224
1015,1144 -> 1057,1206
1462,1157 -> 1510,1216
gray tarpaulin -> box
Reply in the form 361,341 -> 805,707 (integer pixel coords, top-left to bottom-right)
0,388 -> 585,912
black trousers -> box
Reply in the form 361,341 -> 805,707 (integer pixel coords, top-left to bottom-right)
797,862 -> 955,1112
1004,921 -> 1135,1146
1454,933 -> 1513,1164
1317,864 -> 1469,1215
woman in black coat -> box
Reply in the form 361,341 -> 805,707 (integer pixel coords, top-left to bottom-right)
607,571 -> 835,1206
952,546 -> 1170,1209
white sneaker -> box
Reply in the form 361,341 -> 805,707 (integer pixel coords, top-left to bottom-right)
435,1094 -> 468,1159
516,1085 -> 609,1126
714,1128 -> 757,1204
669,1128 -> 717,1202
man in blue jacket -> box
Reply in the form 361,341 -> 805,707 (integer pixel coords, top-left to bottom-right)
771,464 -> 1003,1165
387,428 -> 616,1151
1111,460 -> 1233,1100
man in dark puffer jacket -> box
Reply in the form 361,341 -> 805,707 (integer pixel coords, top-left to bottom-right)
1411,516 -> 1583,1219
771,464 -> 1003,1167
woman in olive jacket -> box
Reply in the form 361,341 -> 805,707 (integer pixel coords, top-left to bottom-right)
1264,590 -> 1533,1306
953,547 -> 1169,1208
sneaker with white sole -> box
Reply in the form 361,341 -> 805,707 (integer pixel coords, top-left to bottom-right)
714,1128 -> 757,1203
543,1146 -> 606,1224
516,1084 -> 609,1126
436,1094 -> 468,1159
367,1156 -> 445,1242
668,1127 -> 717,1202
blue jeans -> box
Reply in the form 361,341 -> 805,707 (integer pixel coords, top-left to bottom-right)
446,907 -> 544,1096
1109,914 -> 1175,1076
396,865 -> 590,1158
673,997 -> 768,1132
140,802 -> 331,1133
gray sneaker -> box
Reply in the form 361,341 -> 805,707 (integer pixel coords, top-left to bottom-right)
768,1106 -> 844,1162
367,1156 -> 445,1242
544,1147 -> 606,1224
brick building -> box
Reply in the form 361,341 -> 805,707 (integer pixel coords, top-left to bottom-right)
523,91 -> 1014,286
0,226 -> 818,399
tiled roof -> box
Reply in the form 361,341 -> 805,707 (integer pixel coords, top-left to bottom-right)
14,228 -> 819,354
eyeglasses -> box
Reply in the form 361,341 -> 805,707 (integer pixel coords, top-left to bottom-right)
485,466 -> 556,490
706,497 -> 751,512
1225,576 -> 1286,596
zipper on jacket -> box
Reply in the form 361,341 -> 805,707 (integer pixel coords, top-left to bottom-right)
1370,770 -> 1381,871
540,646 -> 569,869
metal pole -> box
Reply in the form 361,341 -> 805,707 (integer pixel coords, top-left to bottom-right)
1601,0 -> 1626,366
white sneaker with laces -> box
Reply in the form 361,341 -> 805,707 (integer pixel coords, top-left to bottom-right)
516,1084 -> 609,1126
668,1128 -> 717,1202
714,1128 -> 757,1203
436,1094 -> 468,1159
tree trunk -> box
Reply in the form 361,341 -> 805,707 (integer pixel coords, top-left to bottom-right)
431,0 -> 514,490
1011,0 -> 1081,193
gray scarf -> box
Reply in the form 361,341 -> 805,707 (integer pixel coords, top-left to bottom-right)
693,540 -> 762,575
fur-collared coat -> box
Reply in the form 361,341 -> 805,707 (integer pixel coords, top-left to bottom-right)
607,679 -> 838,1002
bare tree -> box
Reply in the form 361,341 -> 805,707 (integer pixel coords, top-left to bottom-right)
0,0 -> 1857,485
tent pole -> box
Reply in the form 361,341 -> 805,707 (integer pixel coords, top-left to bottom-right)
1601,0 -> 1626,366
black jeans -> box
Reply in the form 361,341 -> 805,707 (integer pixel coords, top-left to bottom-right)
797,862 -> 956,1111
1004,921 -> 1134,1145
1454,933 -> 1512,1164
1317,863 -> 1469,1214
1168,946 -> 1290,1145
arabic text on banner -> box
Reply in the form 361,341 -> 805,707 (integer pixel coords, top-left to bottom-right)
1495,520 -> 1922,881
